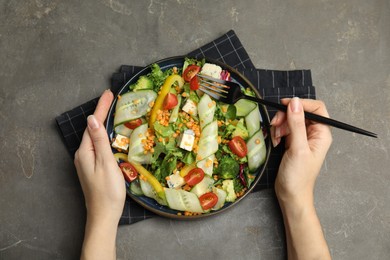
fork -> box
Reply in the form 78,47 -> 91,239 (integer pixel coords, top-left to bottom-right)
197,74 -> 377,138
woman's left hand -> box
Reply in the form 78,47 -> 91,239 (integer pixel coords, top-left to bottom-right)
74,89 -> 126,224
74,90 -> 126,260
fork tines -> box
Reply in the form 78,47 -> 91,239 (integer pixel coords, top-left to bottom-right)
197,74 -> 229,100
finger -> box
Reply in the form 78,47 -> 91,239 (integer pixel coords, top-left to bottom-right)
87,114 -> 113,162
270,111 -> 286,127
271,121 -> 290,147
75,129 -> 95,166
281,98 -> 330,118
94,89 -> 114,123
285,97 -> 309,151
282,98 -> 331,137
270,126 -> 280,147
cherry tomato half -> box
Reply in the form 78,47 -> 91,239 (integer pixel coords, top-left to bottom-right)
183,65 -> 201,82
119,162 -> 138,182
184,168 -> 205,186
124,118 -> 142,129
228,136 -> 248,158
190,75 -> 200,90
199,192 -> 218,210
162,93 -> 178,110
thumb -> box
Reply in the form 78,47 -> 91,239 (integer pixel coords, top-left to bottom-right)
286,97 -> 309,151
87,115 -> 113,162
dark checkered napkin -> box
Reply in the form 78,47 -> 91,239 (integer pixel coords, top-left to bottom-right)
55,30 -> 316,224
56,98 -> 99,156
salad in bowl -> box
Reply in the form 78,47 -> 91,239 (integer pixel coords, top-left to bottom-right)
107,57 -> 270,218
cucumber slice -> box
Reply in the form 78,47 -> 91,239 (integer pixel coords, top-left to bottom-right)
115,124 -> 133,137
196,154 -> 215,176
128,123 -> 152,164
246,129 -> 267,172
245,105 -> 261,137
140,179 -> 167,206
196,120 -> 218,161
198,94 -> 216,129
235,99 -> 257,117
114,90 -> 157,127
130,179 -> 143,196
180,190 -> 204,213
169,94 -> 182,123
128,154 -> 152,165
164,188 -> 186,211
212,187 -> 227,211
190,176 -> 214,197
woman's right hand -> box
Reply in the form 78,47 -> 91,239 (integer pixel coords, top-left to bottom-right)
271,97 -> 332,207
270,97 -> 332,260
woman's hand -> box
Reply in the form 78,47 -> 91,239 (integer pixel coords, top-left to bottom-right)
74,89 -> 125,260
270,97 -> 332,260
271,97 -> 332,205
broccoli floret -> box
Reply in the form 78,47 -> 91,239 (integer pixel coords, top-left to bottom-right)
130,76 -> 153,91
216,156 -> 239,179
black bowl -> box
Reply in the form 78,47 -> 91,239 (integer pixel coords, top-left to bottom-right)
106,56 -> 271,219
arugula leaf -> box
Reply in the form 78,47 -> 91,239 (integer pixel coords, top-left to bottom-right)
185,57 -> 206,67
182,152 -> 195,165
165,137 -> 178,152
151,142 -> 166,163
154,122 -> 175,138
148,63 -> 173,91
221,144 -> 248,164
183,82 -> 191,94
244,167 -> 257,188
189,90 -> 200,103
159,155 -> 177,185
243,87 -> 256,97
233,178 -> 245,193
214,179 -> 223,187
224,105 -> 237,120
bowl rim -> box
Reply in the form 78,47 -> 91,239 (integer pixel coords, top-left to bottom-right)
106,55 -> 272,220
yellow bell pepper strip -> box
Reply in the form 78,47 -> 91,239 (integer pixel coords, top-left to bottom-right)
114,153 -> 128,162
149,74 -> 184,129
130,162 -> 167,203
114,153 -> 166,202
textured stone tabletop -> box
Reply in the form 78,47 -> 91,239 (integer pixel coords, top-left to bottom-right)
1,1 -> 389,259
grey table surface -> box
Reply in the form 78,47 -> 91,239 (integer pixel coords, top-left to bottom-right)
1,0 -> 389,259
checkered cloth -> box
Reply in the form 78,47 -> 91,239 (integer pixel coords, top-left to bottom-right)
56,30 -> 316,224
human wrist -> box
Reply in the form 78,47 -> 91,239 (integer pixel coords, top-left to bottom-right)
275,187 -> 314,216
86,209 -> 120,230
81,213 -> 118,260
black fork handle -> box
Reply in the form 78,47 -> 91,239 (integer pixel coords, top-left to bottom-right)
243,95 -> 377,138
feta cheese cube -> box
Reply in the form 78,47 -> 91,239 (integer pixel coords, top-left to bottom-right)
166,171 -> 185,189
179,129 -> 195,151
111,134 -> 129,151
200,63 -> 222,79
182,99 -> 198,116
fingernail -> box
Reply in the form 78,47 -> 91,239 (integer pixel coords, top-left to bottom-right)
87,115 -> 99,130
102,89 -> 112,95
272,137 -> 281,148
270,113 -> 278,125
290,97 -> 302,113
275,126 -> 281,138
